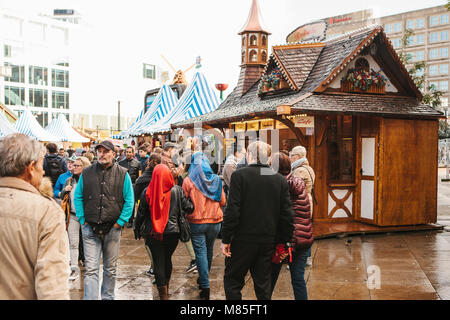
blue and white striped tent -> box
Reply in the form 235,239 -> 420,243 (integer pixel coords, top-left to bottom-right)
113,109 -> 145,139
45,114 -> 90,143
0,111 -> 17,138
130,84 -> 179,136
146,72 -> 220,134
14,109 -> 60,142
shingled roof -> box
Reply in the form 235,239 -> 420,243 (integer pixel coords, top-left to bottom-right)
175,84 -> 441,128
173,25 -> 442,128
291,94 -> 441,118
266,44 -> 324,91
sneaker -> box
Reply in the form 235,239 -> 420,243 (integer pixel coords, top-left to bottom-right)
185,260 -> 197,273
306,257 -> 313,267
69,269 -> 79,281
145,268 -> 154,277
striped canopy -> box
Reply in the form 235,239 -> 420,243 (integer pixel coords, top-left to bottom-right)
45,114 -> 90,143
147,72 -> 220,134
114,109 -> 145,139
14,109 -> 60,142
0,110 -> 17,138
130,84 -> 179,136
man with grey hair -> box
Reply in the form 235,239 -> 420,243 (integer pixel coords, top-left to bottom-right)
290,146 -> 316,213
0,133 -> 70,300
222,141 -> 294,300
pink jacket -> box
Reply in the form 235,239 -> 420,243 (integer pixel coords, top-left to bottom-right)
182,177 -> 226,224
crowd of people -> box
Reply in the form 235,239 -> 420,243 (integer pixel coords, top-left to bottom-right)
0,132 -> 316,301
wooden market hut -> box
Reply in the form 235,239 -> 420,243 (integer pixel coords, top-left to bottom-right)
173,1 -> 443,237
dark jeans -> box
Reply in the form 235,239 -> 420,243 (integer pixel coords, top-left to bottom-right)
270,248 -> 309,300
224,242 -> 274,300
147,233 -> 179,287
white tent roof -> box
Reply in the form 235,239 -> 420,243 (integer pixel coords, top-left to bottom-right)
45,114 -> 90,143
0,111 -> 17,138
14,109 -> 60,142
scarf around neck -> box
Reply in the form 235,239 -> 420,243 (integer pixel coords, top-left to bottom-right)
145,164 -> 174,240
188,152 -> 222,202
291,157 -> 307,171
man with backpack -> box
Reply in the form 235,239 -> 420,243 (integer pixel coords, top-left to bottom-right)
43,143 -> 68,187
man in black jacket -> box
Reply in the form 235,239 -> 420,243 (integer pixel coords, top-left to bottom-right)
43,143 -> 68,187
119,146 -> 141,185
119,146 -> 142,228
221,141 -> 294,300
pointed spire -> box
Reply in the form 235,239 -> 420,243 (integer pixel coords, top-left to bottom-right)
238,0 -> 270,35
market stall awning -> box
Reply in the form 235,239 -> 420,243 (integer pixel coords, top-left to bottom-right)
147,72 -> 220,134
0,110 -> 17,138
130,84 -> 179,136
45,114 -> 90,143
114,109 -> 145,139
14,110 -> 60,141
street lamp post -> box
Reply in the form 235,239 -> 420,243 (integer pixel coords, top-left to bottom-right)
118,100 -> 121,131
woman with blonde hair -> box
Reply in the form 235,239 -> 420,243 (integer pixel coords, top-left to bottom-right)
60,156 -> 91,281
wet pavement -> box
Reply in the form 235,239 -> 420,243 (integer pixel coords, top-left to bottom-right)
69,228 -> 450,300
68,169 -> 450,300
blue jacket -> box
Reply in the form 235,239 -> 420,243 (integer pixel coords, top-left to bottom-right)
54,171 -> 73,198
74,172 -> 134,227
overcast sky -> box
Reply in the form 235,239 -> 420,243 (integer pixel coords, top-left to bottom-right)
0,0 -> 446,118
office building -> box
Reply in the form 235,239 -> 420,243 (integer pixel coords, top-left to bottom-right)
0,7 -> 76,127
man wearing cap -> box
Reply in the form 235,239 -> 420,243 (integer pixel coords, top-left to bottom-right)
53,155 -> 76,201
74,140 -> 134,300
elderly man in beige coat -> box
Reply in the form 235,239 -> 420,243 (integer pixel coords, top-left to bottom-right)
290,146 -> 316,213
0,133 -> 70,300
290,146 -> 315,267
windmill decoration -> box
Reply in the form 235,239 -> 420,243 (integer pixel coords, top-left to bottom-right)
160,55 -> 198,86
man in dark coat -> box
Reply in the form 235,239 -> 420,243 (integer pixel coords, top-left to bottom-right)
43,143 -> 68,187
119,146 -> 141,185
119,146 -> 142,228
221,141 -> 294,300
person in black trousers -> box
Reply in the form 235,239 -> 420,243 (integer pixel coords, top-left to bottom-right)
134,164 -> 194,300
133,153 -> 162,277
221,141 -> 294,300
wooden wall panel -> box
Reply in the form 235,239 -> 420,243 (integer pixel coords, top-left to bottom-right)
312,116 -> 329,221
379,118 -> 438,226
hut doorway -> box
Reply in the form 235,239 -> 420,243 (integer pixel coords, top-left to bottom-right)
358,136 -> 379,224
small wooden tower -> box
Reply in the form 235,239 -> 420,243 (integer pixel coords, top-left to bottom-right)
237,0 -> 271,95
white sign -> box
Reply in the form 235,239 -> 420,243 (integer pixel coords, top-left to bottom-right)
294,116 -> 314,128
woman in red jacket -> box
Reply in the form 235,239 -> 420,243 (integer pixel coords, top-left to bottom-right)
270,152 -> 313,300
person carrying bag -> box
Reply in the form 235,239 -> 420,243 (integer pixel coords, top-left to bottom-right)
134,164 -> 194,300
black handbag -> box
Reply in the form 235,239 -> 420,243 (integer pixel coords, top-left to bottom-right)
177,187 -> 191,242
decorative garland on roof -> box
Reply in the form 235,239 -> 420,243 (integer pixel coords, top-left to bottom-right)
260,66 -> 282,92
262,67 -> 282,88
341,68 -> 387,91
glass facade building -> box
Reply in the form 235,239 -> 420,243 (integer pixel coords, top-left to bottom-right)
0,9 -> 73,127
